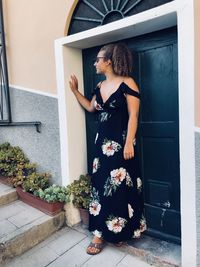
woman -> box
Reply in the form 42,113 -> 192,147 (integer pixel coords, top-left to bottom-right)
69,43 -> 146,255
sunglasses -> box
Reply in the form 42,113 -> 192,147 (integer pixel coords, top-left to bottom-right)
93,56 -> 106,63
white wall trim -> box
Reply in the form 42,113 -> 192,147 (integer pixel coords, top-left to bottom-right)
9,84 -> 58,99
55,0 -> 197,265
195,127 -> 200,133
54,42 -> 70,186
176,1 -> 196,266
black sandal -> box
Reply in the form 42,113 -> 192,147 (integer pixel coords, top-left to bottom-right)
114,241 -> 127,247
86,241 -> 104,255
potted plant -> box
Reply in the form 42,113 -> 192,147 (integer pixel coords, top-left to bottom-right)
67,174 -> 92,226
11,162 -> 37,187
15,172 -> 59,215
16,176 -> 71,216
0,142 -> 69,216
21,172 -> 50,193
31,184 -> 70,215
34,184 -> 70,203
0,142 -> 35,186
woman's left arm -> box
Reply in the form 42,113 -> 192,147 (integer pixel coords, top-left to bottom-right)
123,79 -> 140,160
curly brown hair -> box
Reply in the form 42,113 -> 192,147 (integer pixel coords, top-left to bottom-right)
100,43 -> 133,77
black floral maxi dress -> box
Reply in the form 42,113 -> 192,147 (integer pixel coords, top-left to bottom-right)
88,81 -> 146,243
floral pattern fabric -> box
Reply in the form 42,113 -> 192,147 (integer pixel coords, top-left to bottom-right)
89,82 -> 146,243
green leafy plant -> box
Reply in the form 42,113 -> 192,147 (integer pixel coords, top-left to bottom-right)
67,174 -> 92,209
0,142 -> 30,177
11,163 -> 37,187
34,184 -> 70,203
0,143 -> 70,207
22,172 -> 50,193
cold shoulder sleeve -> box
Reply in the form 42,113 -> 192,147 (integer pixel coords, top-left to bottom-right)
122,83 -> 141,99
91,81 -> 102,97
92,86 -> 98,96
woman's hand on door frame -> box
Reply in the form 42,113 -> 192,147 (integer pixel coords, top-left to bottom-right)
69,74 -> 79,93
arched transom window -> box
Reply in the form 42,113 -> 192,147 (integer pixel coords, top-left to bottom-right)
68,0 -> 174,35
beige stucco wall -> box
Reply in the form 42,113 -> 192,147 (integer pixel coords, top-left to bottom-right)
194,0 -> 200,127
3,0 -> 70,95
2,0 -> 200,123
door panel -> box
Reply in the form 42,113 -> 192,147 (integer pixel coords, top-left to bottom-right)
140,46 -> 177,121
127,28 -> 180,243
82,26 -> 180,243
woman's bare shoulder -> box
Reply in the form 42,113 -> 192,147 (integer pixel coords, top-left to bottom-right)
96,80 -> 105,88
123,77 -> 139,93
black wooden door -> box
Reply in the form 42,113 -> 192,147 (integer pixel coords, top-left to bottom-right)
82,27 -> 180,243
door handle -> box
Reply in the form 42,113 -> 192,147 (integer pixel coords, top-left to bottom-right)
155,200 -> 171,208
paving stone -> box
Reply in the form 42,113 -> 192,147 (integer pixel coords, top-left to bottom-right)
81,244 -> 126,267
78,235 -> 93,249
72,223 -> 91,235
2,245 -> 59,267
0,201 -> 25,221
46,228 -> 86,256
47,238 -> 92,267
0,220 -> 17,238
8,207 -> 44,227
0,212 -> 65,263
117,254 -> 154,267
55,226 -> 71,237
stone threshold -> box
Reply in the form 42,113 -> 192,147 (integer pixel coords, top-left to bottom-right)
72,224 -> 181,267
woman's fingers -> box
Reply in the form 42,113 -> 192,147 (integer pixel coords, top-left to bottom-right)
69,74 -> 78,91
73,74 -> 78,84
123,146 -> 134,160
124,153 -> 134,160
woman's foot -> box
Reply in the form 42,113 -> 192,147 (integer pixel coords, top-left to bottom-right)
86,236 -> 104,255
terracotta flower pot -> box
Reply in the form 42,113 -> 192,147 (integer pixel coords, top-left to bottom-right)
16,186 -> 64,216
79,208 -> 89,227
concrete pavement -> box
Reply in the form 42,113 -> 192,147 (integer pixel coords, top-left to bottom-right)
1,225 -> 154,267
0,182 -> 180,267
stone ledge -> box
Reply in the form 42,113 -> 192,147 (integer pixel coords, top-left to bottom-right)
0,211 -> 65,263
0,183 -> 18,206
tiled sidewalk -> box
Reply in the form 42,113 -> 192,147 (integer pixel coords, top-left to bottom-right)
2,226 -> 153,267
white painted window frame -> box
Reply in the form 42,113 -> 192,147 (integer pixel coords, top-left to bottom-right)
54,1 -> 196,266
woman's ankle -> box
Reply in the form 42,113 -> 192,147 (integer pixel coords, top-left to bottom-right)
92,236 -> 103,243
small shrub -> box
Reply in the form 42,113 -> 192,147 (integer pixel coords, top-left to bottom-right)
0,142 -> 30,177
22,172 -> 50,193
11,163 -> 37,187
67,174 -> 92,209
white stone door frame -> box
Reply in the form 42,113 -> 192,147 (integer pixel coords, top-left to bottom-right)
55,1 -> 196,266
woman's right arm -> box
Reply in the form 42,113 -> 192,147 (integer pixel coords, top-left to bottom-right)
69,74 -> 96,113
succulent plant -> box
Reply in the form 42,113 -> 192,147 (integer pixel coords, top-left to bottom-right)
34,184 -> 70,203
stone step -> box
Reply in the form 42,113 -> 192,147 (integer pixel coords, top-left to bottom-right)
0,200 -> 65,264
0,183 -> 18,206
